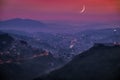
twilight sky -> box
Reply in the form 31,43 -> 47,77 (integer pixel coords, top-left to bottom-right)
0,0 -> 120,26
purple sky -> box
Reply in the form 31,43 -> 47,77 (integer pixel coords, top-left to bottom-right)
0,0 -> 120,32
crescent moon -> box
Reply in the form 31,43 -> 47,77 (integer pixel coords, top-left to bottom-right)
80,5 -> 86,13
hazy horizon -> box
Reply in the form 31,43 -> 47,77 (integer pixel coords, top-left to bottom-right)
0,0 -> 120,33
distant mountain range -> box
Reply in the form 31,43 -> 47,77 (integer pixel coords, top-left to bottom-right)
34,44 -> 120,80
0,18 -> 46,28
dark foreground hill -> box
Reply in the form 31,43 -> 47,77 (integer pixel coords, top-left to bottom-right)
34,44 -> 120,80
0,33 -> 63,80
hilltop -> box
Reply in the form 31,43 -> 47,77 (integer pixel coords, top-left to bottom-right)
34,44 -> 120,80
